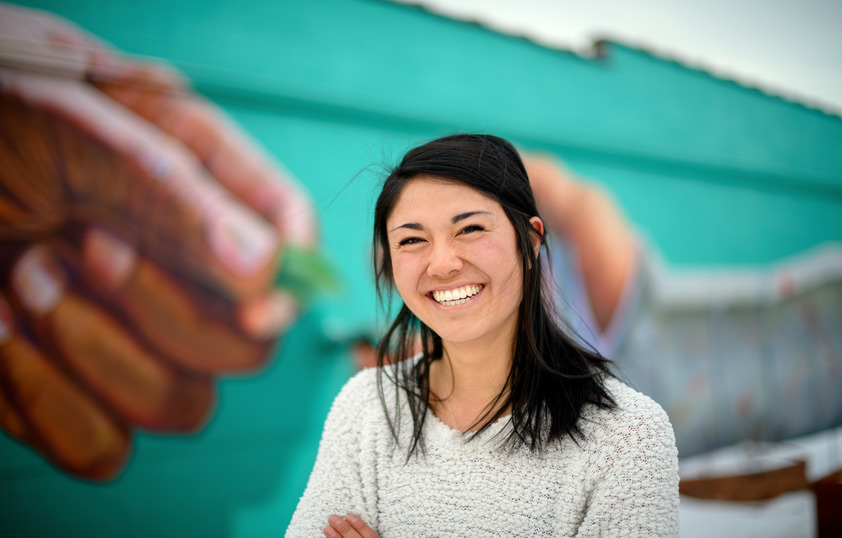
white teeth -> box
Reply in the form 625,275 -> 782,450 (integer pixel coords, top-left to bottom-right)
432,285 -> 482,305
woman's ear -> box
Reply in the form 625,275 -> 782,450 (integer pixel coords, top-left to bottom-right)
529,216 -> 544,261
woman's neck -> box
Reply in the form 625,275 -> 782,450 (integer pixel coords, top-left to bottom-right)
440,345 -> 510,398
431,340 -> 513,432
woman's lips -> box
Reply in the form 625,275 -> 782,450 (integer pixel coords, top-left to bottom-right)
429,284 -> 483,306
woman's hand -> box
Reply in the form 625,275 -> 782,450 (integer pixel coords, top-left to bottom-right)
324,515 -> 380,538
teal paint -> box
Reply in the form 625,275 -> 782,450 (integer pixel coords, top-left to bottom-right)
2,0 -> 841,534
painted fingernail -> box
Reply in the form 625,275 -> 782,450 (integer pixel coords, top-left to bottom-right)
207,203 -> 277,276
134,145 -> 175,183
83,228 -> 138,290
239,291 -> 297,340
283,212 -> 317,247
273,190 -> 317,247
12,247 -> 65,316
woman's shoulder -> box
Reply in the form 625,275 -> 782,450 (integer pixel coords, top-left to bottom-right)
327,360 -> 411,420
605,377 -> 668,418
581,377 -> 676,450
320,362 -> 417,452
329,366 -> 382,415
577,377 -> 679,515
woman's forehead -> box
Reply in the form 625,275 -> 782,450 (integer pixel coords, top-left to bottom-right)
388,176 -> 502,221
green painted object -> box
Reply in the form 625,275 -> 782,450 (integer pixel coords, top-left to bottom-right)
275,246 -> 343,304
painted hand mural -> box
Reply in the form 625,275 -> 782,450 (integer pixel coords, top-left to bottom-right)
0,3 -> 317,480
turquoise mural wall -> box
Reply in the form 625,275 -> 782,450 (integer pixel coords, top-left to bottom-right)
2,0 -> 841,535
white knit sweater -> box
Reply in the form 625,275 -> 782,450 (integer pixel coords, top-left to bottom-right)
287,367 -> 679,537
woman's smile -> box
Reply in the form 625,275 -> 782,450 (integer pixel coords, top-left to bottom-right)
429,284 -> 483,307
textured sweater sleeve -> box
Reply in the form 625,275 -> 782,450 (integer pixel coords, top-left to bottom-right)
574,386 -> 680,537
286,370 -> 380,537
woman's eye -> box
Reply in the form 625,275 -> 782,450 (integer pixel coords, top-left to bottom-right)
460,225 -> 484,235
398,237 -> 422,246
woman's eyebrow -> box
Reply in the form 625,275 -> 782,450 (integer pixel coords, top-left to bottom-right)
389,210 -> 492,233
389,222 -> 423,233
452,210 -> 492,223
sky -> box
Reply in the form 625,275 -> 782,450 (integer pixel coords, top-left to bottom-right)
394,0 -> 842,115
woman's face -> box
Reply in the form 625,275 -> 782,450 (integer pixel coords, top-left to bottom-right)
386,176 -> 537,352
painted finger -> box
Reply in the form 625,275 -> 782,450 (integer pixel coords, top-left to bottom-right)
94,79 -> 318,247
41,25 -> 294,244
0,296 -> 130,480
11,245 -> 214,431
1,70 -> 280,301
83,227 -> 284,372
0,85 -> 67,239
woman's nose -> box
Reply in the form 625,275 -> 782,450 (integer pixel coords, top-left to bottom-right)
426,242 -> 463,278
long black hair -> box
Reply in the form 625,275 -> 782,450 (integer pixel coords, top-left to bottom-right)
373,133 -> 615,457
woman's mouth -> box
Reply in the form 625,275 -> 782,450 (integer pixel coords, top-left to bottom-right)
431,284 -> 483,306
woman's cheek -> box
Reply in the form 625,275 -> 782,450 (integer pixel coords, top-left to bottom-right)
474,239 -> 513,267
391,254 -> 422,296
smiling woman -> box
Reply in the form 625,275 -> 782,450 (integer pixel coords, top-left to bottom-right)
386,178 -> 531,357
287,134 -> 680,537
